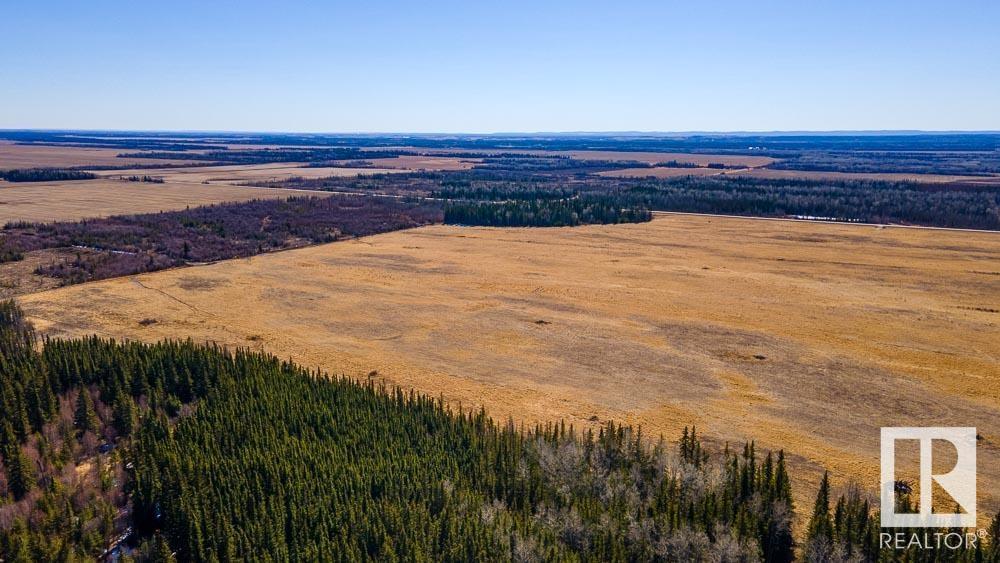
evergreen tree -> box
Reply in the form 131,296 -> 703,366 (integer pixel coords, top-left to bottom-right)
74,388 -> 99,437
808,471 -> 834,543
113,395 -> 138,438
2,441 -> 35,500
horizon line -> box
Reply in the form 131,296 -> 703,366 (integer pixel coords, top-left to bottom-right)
3,128 -> 1000,137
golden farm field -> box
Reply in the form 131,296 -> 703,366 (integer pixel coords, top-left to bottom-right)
91,163 -> 407,185
0,179 -> 330,223
0,141 -> 191,169
17,215 -> 1000,521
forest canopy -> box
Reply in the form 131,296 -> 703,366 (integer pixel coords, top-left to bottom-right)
0,301 -> 996,561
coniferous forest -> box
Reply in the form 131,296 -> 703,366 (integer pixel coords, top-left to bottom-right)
444,197 -> 652,227
0,301 -> 996,561
0,169 -> 98,182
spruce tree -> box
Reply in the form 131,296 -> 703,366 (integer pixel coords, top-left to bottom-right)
113,396 -> 138,438
807,471 -> 834,543
74,388 -> 99,437
2,443 -> 35,500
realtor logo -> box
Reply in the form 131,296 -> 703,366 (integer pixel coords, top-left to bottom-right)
881,427 -> 976,528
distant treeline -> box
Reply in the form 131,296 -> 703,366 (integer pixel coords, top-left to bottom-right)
656,160 -> 741,169
444,197 -> 652,227
433,181 -> 575,201
770,151 -> 1000,176
0,196 -> 441,283
313,171 -> 1000,230
0,168 -> 97,182
9,130 -> 1000,152
118,148 -> 404,165
472,156 -> 647,173
621,176 -> 1000,229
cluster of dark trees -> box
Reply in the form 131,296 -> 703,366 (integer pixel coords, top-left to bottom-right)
770,151 -> 1000,176
1,196 -> 441,284
1,301 -> 997,561
444,197 -> 652,227
655,161 -> 740,170
330,170 -> 1000,230
0,169 -> 97,182
620,176 -> 1000,229
433,182 -> 575,201
655,160 -> 702,169
122,175 -> 165,183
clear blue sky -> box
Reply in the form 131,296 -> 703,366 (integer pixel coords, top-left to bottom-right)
3,0 -> 998,133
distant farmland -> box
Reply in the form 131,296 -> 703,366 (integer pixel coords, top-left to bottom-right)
0,179 -> 333,223
19,214 -> 1000,527
90,163 -> 406,185
0,140 -> 191,169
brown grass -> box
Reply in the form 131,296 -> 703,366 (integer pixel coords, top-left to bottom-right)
0,141 -> 191,170
90,163 -> 407,185
0,248 -> 78,297
0,179 -> 332,223
16,216 -> 1000,523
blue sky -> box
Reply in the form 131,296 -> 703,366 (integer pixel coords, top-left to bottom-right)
2,0 -> 998,132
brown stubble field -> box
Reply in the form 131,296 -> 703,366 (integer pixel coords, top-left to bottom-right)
0,141 -> 192,169
89,163 -> 407,185
0,179 -> 334,223
17,214 -> 1000,524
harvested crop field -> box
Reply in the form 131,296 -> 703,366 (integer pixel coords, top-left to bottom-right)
0,179 -> 330,223
0,141 -> 192,169
17,215 -> 1000,522
91,163 -> 407,185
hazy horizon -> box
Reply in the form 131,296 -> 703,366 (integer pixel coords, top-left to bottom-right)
4,128 -> 1000,136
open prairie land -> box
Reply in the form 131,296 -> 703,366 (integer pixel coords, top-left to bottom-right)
0,179 -> 330,223
18,214 -> 1000,519
0,141 -> 191,169
91,163 -> 406,185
